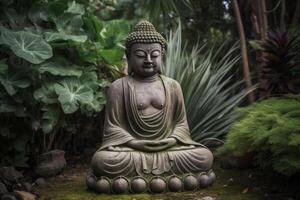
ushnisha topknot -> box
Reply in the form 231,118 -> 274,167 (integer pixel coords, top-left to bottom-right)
125,20 -> 167,52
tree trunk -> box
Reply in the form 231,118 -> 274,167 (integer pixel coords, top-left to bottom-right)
280,0 -> 286,31
260,0 -> 268,40
251,0 -> 270,99
292,0 -> 300,25
232,0 -> 255,103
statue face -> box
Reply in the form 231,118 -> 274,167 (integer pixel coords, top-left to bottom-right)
127,43 -> 162,77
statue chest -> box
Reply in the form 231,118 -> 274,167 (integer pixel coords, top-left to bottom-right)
134,81 -> 166,113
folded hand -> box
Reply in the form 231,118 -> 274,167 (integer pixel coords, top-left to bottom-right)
127,138 -> 177,152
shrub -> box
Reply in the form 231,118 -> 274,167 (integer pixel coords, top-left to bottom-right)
217,98 -> 300,176
0,0 -> 129,166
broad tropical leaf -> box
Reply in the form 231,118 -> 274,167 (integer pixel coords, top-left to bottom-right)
99,48 -> 124,66
0,59 -> 8,74
0,69 -> 31,95
0,27 -> 52,64
81,92 -> 106,116
41,104 -> 60,134
34,82 -> 58,104
38,59 -> 83,77
65,1 -> 84,15
100,20 -> 130,46
54,78 -> 93,114
44,31 -> 87,43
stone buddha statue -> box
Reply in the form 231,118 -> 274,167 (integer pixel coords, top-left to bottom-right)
87,21 -> 215,194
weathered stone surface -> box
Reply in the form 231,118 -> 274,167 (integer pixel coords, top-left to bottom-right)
1,194 -> 16,200
34,178 -> 46,187
0,182 -> 8,196
0,167 -> 23,188
112,178 -> 129,194
94,178 -> 110,194
22,183 -> 32,193
13,191 -> 36,200
88,20 -> 215,194
183,175 -> 198,191
149,178 -> 166,193
168,176 -> 182,192
198,173 -> 211,188
35,150 -> 66,177
130,177 -> 147,193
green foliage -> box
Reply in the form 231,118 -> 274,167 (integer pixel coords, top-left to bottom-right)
163,24 -> 252,143
0,28 -> 53,64
217,98 -> 300,176
0,0 -> 128,167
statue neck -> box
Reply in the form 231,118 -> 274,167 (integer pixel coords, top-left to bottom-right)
132,74 -> 159,83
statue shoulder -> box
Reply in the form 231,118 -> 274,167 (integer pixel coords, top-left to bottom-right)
108,77 -> 127,96
160,75 -> 182,90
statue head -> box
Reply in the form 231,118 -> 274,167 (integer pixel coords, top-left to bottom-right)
125,21 -> 167,77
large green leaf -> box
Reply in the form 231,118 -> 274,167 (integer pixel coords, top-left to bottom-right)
81,91 -> 106,116
76,41 -> 103,64
41,104 -> 60,134
100,20 -> 129,48
54,78 -> 93,114
0,27 -> 52,64
44,31 -> 87,43
65,1 -> 84,15
49,1 -> 87,43
99,48 -> 124,65
0,69 -> 31,96
0,60 -> 8,75
83,15 -> 104,41
34,82 -> 58,104
38,59 -> 83,77
0,101 -> 25,116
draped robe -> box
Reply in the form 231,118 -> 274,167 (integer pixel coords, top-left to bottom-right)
91,75 -> 213,177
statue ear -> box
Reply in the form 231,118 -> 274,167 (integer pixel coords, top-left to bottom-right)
125,49 -> 130,61
125,49 -> 133,75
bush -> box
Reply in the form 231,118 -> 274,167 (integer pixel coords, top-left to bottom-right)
0,0 -> 129,167
217,98 -> 300,176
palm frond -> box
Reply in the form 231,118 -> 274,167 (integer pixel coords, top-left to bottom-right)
163,24 -> 254,142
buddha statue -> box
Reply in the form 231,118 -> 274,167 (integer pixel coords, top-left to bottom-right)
87,21 -> 215,194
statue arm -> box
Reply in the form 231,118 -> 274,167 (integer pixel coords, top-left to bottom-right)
100,79 -> 135,150
169,80 -> 198,146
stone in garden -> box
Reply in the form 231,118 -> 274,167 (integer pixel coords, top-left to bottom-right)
0,167 -> 23,188
35,150 -> 66,177
1,194 -> 16,200
34,178 -> 46,187
88,20 -> 215,193
22,183 -> 32,193
0,182 -> 8,197
13,191 -> 36,200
